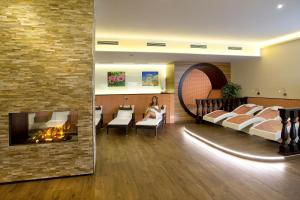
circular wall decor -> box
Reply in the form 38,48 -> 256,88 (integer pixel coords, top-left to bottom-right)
178,63 -> 228,118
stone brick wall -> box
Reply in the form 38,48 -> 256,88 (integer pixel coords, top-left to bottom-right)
0,0 -> 94,183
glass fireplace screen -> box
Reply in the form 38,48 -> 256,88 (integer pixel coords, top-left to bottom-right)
9,111 -> 78,145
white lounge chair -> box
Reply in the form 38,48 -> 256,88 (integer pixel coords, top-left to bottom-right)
28,112 -> 52,131
249,119 -> 299,142
203,104 -> 263,124
46,111 -> 70,128
222,106 -> 282,131
95,106 -> 103,128
28,112 -> 36,130
135,105 -> 167,137
107,105 -> 135,135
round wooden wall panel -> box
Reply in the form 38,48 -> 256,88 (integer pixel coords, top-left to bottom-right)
178,63 -> 228,118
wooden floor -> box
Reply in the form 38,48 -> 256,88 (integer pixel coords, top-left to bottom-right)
1,124 -> 300,200
185,123 -> 280,157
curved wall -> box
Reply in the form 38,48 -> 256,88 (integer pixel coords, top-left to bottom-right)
175,62 -> 231,122
182,69 -> 212,114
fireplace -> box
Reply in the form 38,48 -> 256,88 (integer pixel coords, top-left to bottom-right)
9,111 -> 78,145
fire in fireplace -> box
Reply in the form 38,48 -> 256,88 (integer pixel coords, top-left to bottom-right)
9,111 -> 78,145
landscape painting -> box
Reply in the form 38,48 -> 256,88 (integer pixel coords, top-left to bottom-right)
107,72 -> 125,87
142,71 -> 159,86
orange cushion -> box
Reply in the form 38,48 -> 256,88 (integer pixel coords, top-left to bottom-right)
254,120 -> 282,133
256,108 -> 279,120
226,115 -> 253,124
233,105 -> 257,114
206,110 -> 228,118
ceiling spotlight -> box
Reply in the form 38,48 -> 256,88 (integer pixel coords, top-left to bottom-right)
277,4 -> 284,9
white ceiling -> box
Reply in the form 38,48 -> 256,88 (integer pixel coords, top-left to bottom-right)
95,0 -> 300,43
95,0 -> 300,63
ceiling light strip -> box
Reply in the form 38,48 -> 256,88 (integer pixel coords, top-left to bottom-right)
259,31 -> 300,48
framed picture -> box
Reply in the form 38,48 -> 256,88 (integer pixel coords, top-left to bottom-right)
107,72 -> 125,87
142,71 -> 159,86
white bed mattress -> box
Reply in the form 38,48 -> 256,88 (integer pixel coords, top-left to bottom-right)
249,120 -> 299,142
108,108 -> 133,126
203,111 -> 236,123
203,104 -> 263,124
108,118 -> 132,125
136,118 -> 162,126
95,109 -> 102,126
222,116 -> 264,131
46,111 -> 70,128
222,106 -> 282,131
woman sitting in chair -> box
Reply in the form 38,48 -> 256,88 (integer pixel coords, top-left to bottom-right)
143,96 -> 162,120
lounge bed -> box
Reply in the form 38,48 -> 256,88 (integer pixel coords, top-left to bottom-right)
222,106 -> 281,131
136,105 -> 167,137
107,105 -> 135,135
203,104 -> 263,124
95,106 -> 103,129
249,119 -> 299,142
46,111 -> 70,128
28,112 -> 51,130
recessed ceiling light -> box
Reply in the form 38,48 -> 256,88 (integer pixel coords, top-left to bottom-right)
277,4 -> 284,9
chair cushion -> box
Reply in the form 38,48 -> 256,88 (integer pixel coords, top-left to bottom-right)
117,110 -> 133,119
256,108 -> 279,120
95,110 -> 102,125
136,118 -> 162,126
205,110 -> 228,118
108,118 -> 131,125
226,115 -> 253,124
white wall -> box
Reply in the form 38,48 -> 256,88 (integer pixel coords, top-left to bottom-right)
95,64 -> 167,95
232,39 -> 300,99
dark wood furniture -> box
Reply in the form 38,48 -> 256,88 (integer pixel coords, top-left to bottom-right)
195,97 -> 248,123
279,108 -> 300,156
